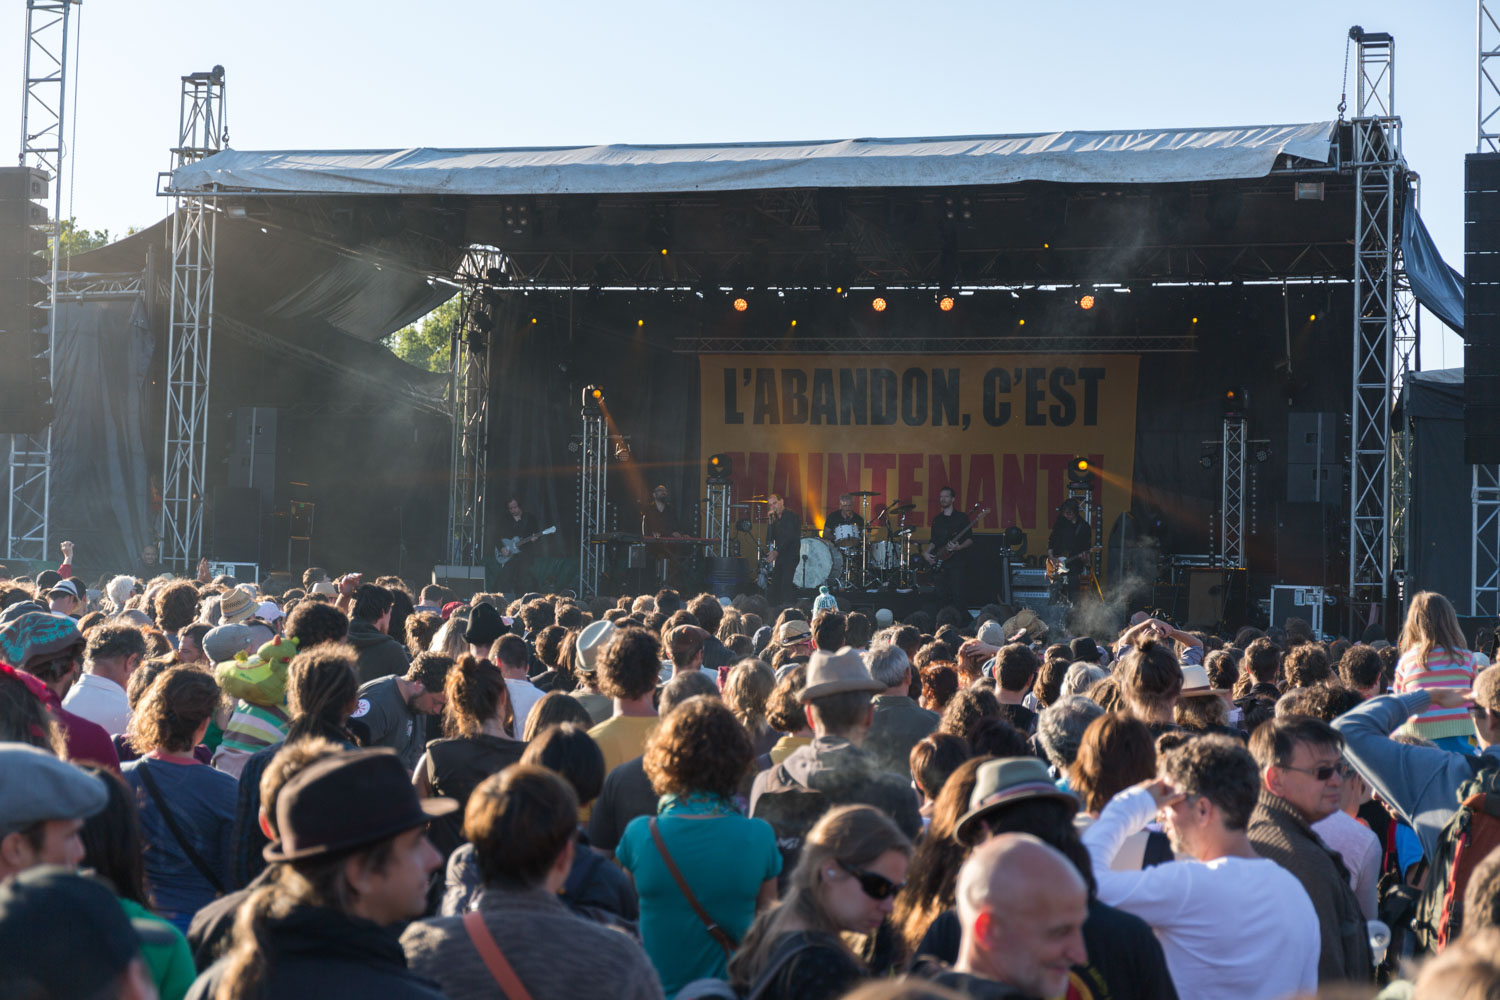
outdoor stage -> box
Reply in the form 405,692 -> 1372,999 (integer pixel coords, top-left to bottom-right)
49,59 -> 1470,633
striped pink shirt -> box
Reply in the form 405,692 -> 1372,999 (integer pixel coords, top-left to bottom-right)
1394,646 -> 1479,741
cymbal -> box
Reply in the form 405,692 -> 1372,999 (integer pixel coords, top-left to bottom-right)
890,502 -> 916,512
847,490 -> 881,497
745,499 -> 769,504
750,494 -> 770,500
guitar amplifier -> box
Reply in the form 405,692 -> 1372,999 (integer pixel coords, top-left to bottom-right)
432,565 -> 487,598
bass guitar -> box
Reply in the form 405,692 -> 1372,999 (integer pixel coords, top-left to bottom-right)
930,507 -> 990,569
495,525 -> 557,567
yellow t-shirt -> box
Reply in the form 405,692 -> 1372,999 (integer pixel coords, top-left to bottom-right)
588,714 -> 660,775
768,734 -> 812,766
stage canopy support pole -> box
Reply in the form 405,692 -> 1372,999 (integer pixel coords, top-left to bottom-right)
9,0 -> 78,563
1474,1 -> 1500,616
1220,417 -> 1246,570
158,67 -> 225,573
446,251 -> 497,568
705,481 -> 731,558
1347,28 -> 1414,630
579,389 -> 608,599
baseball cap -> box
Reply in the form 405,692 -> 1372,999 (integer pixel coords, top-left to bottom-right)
203,623 -> 255,664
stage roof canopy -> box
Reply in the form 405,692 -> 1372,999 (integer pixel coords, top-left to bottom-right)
171,122 -> 1339,196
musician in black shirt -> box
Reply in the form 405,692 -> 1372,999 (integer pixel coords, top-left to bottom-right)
1047,498 -> 1093,603
821,493 -> 864,545
924,486 -> 971,610
642,484 -> 684,587
764,493 -> 802,606
490,497 -> 541,593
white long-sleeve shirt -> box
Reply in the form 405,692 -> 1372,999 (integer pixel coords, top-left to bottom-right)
1081,786 -> 1321,1000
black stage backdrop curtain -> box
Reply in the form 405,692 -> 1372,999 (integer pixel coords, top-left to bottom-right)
49,295 -> 157,581
485,295 -> 701,574
1404,369 -> 1469,606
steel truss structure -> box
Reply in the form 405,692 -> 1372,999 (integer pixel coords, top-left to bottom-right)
1476,2 -> 1500,615
676,333 -> 1197,355
10,0 -> 78,562
157,68 -> 225,572
578,396 -> 608,598
1347,29 -> 1418,623
446,248 -> 500,567
705,481 -> 732,558
1220,417 -> 1246,569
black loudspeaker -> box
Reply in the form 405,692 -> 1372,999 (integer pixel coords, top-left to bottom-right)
960,534 -> 1014,607
212,487 -> 262,563
227,407 -> 277,495
1275,502 -> 1330,586
1465,155 -> 1500,464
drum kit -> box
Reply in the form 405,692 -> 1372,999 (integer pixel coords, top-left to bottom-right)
747,491 -> 928,593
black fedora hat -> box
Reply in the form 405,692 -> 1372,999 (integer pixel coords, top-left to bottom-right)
264,748 -> 456,862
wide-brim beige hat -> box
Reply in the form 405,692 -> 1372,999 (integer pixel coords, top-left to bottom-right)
219,588 -> 256,624
1180,662 -> 1229,698
1001,608 -> 1046,641
800,646 -> 885,703
575,619 -> 617,674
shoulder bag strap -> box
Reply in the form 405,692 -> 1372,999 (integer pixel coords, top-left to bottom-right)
135,761 -> 226,894
462,910 -> 536,1000
649,816 -> 736,957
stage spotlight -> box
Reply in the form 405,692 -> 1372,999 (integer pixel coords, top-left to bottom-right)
1253,445 -> 1271,463
1079,294 -> 1095,310
637,319 -> 644,327
938,296 -> 955,312
582,385 -> 603,415
1223,387 -> 1246,417
733,297 -> 748,312
1192,317 -> 1199,324
530,317 -> 538,325
1308,313 -> 1317,322
790,319 -> 798,327
872,297 -> 887,312
1068,457 -> 1091,483
1002,525 -> 1025,548
1199,453 -> 1214,469
707,453 -> 733,483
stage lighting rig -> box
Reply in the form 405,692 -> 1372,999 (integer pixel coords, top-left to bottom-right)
1068,457 -> 1092,484
733,297 -> 748,312
1079,294 -> 1095,310
872,296 -> 888,313
582,385 -> 603,415
938,295 -> 955,312
707,453 -> 733,483
1222,387 -> 1247,418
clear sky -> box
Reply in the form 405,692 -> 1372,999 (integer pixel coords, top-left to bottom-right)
2,0 -> 1475,365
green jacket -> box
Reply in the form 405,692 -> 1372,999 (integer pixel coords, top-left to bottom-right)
120,897 -> 197,1000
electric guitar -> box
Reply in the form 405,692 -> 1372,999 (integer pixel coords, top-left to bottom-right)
495,526 -> 557,567
930,507 -> 989,569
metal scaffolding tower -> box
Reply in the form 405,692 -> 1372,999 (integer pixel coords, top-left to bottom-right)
1220,417 -> 1246,569
578,388 -> 608,598
1347,28 -> 1416,622
157,67 -> 225,572
446,255 -> 496,567
1476,1 -> 1500,615
10,0 -> 78,562
705,481 -> 732,558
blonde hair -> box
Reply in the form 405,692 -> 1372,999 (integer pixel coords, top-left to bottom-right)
1399,591 -> 1469,668
722,659 -> 774,735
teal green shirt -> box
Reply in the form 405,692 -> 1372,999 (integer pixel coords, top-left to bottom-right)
119,898 -> 196,1000
617,799 -> 782,998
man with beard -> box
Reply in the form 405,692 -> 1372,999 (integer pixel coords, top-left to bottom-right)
763,493 -> 801,607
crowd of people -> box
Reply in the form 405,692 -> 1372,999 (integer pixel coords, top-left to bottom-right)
2,551 -> 1500,999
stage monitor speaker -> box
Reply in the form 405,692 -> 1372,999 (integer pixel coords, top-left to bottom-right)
211,486 -> 262,563
961,534 -> 1015,607
1275,502 -> 1329,586
432,565 -> 486,599
1465,154 -> 1500,464
1185,570 -> 1224,629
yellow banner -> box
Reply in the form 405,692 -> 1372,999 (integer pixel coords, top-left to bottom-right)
699,354 -> 1139,557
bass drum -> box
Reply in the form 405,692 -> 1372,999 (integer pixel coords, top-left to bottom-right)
869,540 -> 901,569
793,537 -> 844,589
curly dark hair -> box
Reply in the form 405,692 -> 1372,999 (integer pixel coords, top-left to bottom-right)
644,696 -> 752,800
152,581 -> 201,633
937,687 -> 1001,743
765,665 -> 808,733
1159,733 -> 1261,831
1032,656 -> 1069,710
126,665 -> 221,753
1242,636 -> 1282,686
919,663 -> 959,713
1338,645 -> 1384,691
597,626 -> 661,701
534,625 -> 568,670
285,601 -> 349,650
1284,643 -> 1332,690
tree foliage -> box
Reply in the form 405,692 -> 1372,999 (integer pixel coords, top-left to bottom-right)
47,218 -> 114,262
383,294 -> 461,372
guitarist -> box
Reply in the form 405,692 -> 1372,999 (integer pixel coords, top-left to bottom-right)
492,496 -> 541,593
923,486 -> 972,609
764,492 -> 801,607
1047,498 -> 1093,604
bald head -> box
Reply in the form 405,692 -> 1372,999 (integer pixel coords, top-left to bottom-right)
956,833 -> 1088,998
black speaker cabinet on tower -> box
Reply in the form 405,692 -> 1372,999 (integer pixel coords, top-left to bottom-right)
1465,154 -> 1500,464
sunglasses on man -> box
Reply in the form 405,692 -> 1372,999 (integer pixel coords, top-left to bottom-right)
1280,760 -> 1352,782
837,860 -> 904,901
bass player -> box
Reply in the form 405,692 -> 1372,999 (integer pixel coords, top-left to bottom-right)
923,486 -> 972,610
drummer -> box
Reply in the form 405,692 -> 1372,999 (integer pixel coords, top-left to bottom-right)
822,493 -> 865,545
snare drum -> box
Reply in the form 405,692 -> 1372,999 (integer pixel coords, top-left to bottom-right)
793,537 -> 844,589
832,522 -> 862,549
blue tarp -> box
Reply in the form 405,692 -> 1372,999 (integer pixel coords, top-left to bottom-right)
1403,186 -> 1465,333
